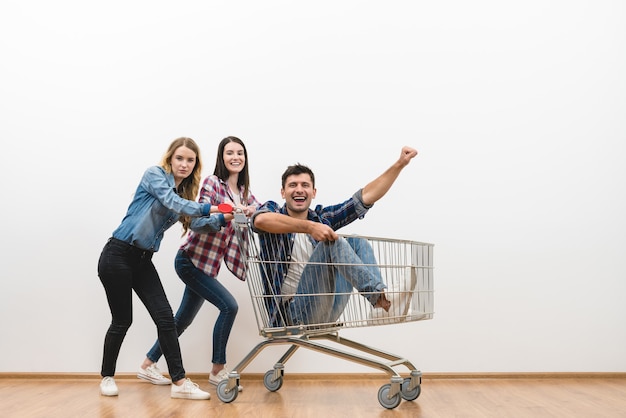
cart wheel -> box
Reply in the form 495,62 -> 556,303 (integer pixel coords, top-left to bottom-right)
263,369 -> 283,392
377,384 -> 402,409
400,377 -> 421,401
216,379 -> 238,403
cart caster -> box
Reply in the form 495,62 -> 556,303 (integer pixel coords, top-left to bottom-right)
377,383 -> 402,409
263,369 -> 284,392
401,377 -> 421,401
216,379 -> 238,403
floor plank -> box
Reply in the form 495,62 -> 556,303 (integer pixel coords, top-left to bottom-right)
1,375 -> 625,417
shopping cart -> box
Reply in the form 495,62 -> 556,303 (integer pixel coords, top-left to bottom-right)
216,213 -> 434,409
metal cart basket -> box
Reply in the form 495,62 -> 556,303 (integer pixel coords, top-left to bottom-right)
216,214 -> 434,409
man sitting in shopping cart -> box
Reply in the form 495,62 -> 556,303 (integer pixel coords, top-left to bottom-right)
251,146 -> 418,328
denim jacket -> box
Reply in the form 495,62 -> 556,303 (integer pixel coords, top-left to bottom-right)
111,166 -> 213,251
250,189 -> 371,326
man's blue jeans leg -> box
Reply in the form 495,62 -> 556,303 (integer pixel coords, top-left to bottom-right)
290,237 -> 385,325
329,236 -> 384,321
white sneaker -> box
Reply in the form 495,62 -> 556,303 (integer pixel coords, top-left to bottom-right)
138,363 -> 172,385
209,368 -> 243,392
171,378 -> 210,400
100,376 -> 119,396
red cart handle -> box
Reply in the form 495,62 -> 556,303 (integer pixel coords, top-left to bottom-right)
217,203 -> 234,213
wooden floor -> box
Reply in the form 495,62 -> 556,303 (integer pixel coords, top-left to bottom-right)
1,374 -> 625,418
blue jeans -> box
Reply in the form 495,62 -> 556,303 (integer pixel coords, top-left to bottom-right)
98,238 -> 186,381
146,249 -> 238,366
288,237 -> 384,325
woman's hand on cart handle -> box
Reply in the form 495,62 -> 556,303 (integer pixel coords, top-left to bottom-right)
218,202 -> 255,217
238,205 -> 255,217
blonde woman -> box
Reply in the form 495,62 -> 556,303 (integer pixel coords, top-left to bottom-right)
97,137 -> 220,400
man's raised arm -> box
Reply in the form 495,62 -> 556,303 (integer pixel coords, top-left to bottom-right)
361,146 -> 418,206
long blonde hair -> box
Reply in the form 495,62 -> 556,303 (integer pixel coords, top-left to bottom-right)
160,137 -> 202,235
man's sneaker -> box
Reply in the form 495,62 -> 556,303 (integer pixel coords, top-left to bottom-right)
170,378 -> 210,400
138,364 -> 172,385
209,368 -> 243,392
100,376 -> 119,396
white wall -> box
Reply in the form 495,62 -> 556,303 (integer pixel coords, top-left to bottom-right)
1,1 -> 624,375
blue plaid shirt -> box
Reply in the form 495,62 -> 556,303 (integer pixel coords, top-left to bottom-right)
250,189 -> 371,326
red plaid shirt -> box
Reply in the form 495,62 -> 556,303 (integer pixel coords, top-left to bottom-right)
180,175 -> 260,281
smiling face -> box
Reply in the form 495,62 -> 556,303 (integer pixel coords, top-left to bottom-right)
170,145 -> 197,186
223,141 -> 245,175
281,173 -> 316,218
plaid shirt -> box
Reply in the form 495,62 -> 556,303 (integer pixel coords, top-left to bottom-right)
251,189 -> 371,326
181,175 -> 260,281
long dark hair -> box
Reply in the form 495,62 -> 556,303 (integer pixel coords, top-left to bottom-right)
213,136 -> 251,201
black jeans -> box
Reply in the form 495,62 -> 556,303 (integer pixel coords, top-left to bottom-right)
97,238 -> 185,381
